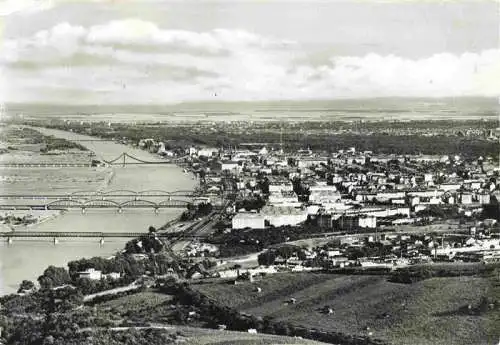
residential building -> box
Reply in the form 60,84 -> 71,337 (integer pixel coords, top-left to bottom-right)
78,268 -> 102,280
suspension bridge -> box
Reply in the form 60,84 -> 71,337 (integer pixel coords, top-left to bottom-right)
102,152 -> 187,166
0,152 -> 190,168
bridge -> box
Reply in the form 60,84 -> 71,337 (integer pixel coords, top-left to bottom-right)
0,163 -> 93,168
0,152 -> 190,168
69,139 -> 115,142
0,231 -> 205,240
0,198 -> 191,211
103,152 -> 188,166
0,189 -> 198,200
0,189 -> 227,211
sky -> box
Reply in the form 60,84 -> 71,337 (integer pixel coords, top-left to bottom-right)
0,0 -> 499,104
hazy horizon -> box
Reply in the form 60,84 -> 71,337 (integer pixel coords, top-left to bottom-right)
5,97 -> 499,122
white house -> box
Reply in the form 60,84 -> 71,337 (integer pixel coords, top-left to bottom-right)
358,215 -> 377,228
78,268 -> 102,280
221,161 -> 241,172
309,185 -> 341,204
459,193 -> 473,204
297,157 -> 328,168
269,182 -> 294,193
198,148 -> 218,158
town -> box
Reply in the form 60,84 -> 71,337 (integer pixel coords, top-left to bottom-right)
2,0 -> 499,343
1,119 -> 499,345
137,128 -> 500,272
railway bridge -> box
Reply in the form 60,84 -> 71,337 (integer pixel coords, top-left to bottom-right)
0,231 -> 205,239
0,231 -> 207,245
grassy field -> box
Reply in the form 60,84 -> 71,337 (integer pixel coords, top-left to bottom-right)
178,327 -> 327,345
93,292 -> 328,344
193,272 -> 500,345
97,292 -> 173,317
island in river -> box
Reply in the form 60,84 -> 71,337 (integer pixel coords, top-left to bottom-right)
0,125 -> 197,295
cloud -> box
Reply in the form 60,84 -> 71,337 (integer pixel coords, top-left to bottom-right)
1,19 -> 499,104
0,0 -> 154,16
0,0 -> 54,16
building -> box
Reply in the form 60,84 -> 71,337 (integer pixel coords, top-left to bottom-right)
78,268 -> 102,280
459,193 -> 473,204
232,212 -> 265,229
268,190 -> 300,206
376,191 -> 406,201
198,148 -> 218,158
220,160 -> 241,172
297,157 -> 328,169
309,185 -> 341,204
269,181 -> 294,193
476,193 -> 491,204
440,182 -> 462,192
261,205 -> 308,227
193,196 -> 211,205
106,272 -> 121,280
338,215 -> 377,230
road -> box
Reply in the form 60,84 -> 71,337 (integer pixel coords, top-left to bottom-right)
78,325 -> 175,332
83,282 -> 141,302
284,222 -> 470,248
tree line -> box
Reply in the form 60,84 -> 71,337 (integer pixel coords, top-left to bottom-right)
161,281 -> 388,345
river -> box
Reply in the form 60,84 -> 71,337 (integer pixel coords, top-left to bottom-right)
0,127 -> 197,295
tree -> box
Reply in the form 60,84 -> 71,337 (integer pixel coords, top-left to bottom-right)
17,280 -> 35,293
124,240 -> 139,253
258,251 -> 276,266
258,178 -> 270,194
38,266 -> 71,289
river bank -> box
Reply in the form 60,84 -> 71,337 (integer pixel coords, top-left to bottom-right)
0,127 -> 197,295
0,209 -> 62,230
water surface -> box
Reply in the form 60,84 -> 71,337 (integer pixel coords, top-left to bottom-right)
0,128 -> 196,294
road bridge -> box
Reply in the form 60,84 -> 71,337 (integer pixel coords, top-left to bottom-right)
102,152 -> 188,166
0,152 -> 190,168
0,200 -> 225,211
69,139 -> 115,142
0,198 -> 191,210
0,231 -> 206,239
0,189 -> 198,200
0,163 -> 92,168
